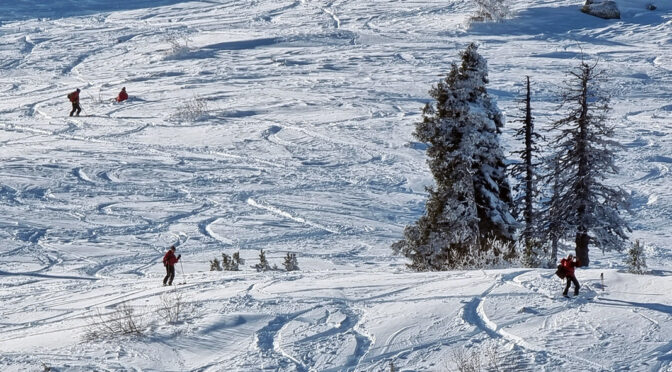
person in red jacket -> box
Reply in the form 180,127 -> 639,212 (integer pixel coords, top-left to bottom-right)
116,87 -> 128,103
162,245 -> 181,286
560,254 -> 581,297
67,88 -> 81,116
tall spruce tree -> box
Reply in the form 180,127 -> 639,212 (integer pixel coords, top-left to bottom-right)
510,76 -> 543,266
548,59 -> 629,266
393,43 -> 516,270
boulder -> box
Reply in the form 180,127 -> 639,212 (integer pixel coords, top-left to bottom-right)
581,0 -> 621,19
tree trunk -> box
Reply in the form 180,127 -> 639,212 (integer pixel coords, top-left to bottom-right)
550,235 -> 558,267
575,232 -> 590,266
524,76 -> 534,244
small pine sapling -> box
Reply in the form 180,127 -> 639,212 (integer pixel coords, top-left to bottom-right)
283,252 -> 299,271
221,253 -> 232,270
253,249 -> 271,272
232,251 -> 244,270
389,361 -> 398,372
625,240 -> 647,274
209,257 -> 222,271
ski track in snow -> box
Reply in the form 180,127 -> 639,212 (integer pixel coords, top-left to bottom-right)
1,0 -> 672,370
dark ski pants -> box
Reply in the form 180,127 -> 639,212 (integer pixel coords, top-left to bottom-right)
70,102 -> 81,116
163,265 -> 175,285
564,275 -> 580,296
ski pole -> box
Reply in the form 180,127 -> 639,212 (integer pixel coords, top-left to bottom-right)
180,260 -> 186,284
601,272 -> 604,291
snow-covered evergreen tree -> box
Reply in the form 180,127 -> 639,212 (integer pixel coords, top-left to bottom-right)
393,43 -> 516,270
625,240 -> 647,274
232,251 -> 244,270
548,59 -> 630,266
209,257 -> 222,271
253,249 -> 271,272
221,253 -> 232,270
511,76 -> 544,267
282,252 -> 299,271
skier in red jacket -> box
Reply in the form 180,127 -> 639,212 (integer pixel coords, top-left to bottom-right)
560,254 -> 581,297
116,87 -> 128,103
162,245 -> 181,286
67,88 -> 81,116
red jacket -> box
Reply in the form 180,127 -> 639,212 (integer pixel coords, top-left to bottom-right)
116,90 -> 128,102
163,250 -> 179,266
68,91 -> 80,103
560,257 -> 580,276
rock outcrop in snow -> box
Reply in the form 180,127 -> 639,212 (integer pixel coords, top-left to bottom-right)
582,0 -> 621,19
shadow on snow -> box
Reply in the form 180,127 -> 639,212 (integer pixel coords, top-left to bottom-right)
0,0 -> 200,22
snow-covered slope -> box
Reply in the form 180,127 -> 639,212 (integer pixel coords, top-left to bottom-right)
0,0 -> 671,371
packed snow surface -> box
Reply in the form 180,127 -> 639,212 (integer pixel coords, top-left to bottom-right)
0,0 -> 671,371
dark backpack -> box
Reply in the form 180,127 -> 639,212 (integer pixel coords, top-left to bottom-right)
555,264 -> 567,279
67,92 -> 75,102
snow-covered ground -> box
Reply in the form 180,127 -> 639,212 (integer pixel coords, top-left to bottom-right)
0,0 -> 671,370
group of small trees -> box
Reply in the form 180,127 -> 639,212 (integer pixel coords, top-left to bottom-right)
253,250 -> 300,272
210,250 -> 300,272
210,251 -> 245,271
394,43 -> 632,271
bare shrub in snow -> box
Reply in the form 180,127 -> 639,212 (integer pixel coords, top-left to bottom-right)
170,95 -> 209,122
158,290 -> 184,324
451,343 -> 510,371
84,302 -> 146,340
471,0 -> 511,23
451,347 -> 481,372
86,89 -> 106,104
625,240 -> 647,274
454,235 -> 515,270
164,33 -> 191,59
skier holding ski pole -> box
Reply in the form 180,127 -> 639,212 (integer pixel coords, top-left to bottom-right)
559,253 -> 581,297
162,245 -> 181,286
67,88 -> 82,116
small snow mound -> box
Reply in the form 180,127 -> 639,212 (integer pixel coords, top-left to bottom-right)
582,0 -> 621,19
